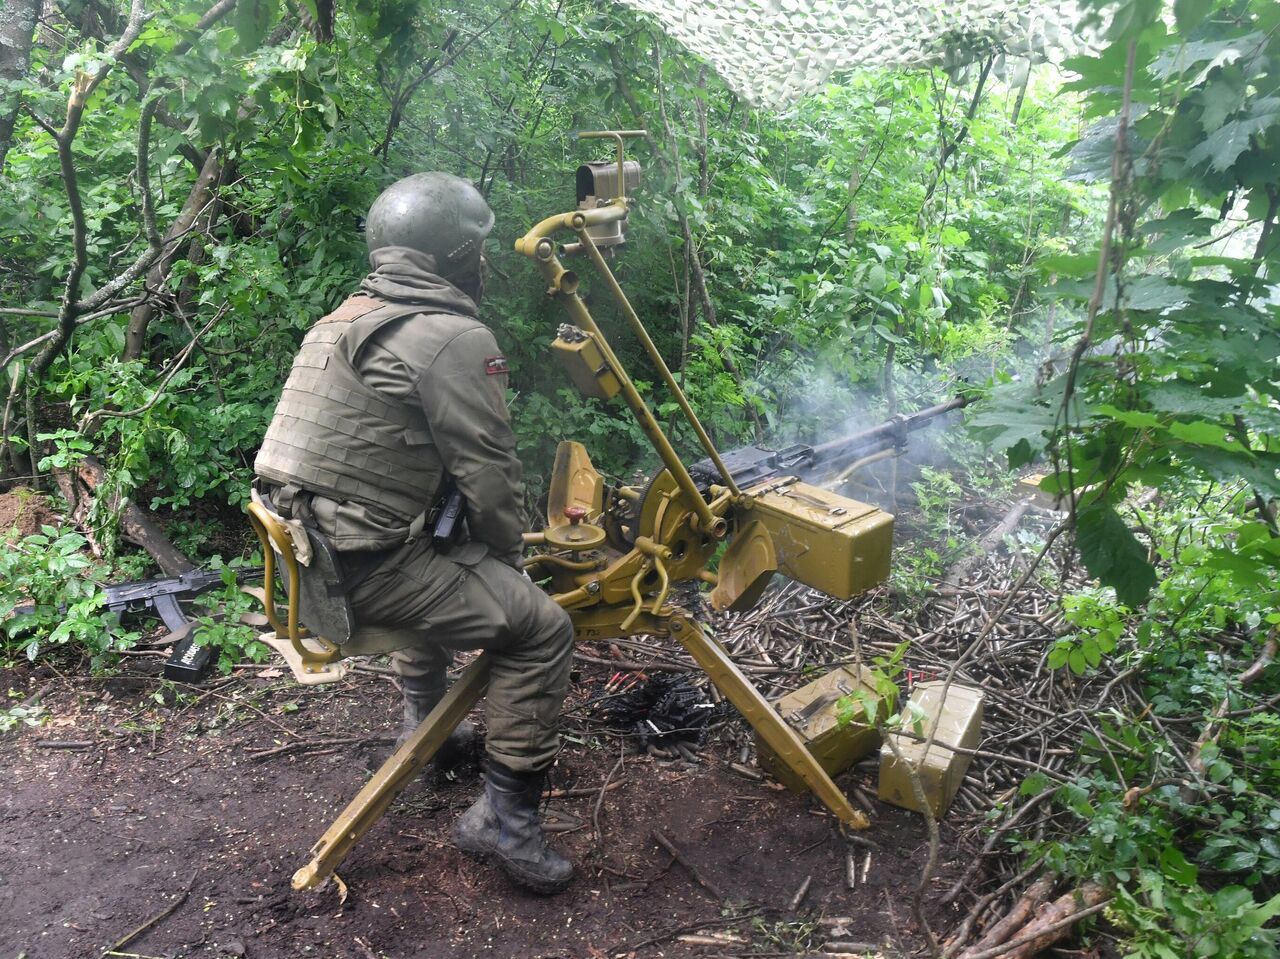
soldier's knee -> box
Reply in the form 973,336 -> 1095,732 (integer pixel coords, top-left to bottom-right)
535,598 -> 574,658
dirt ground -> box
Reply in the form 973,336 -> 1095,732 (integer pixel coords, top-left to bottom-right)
0,489 -> 62,541
0,652 -> 967,959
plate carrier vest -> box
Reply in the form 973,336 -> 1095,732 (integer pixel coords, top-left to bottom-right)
255,295 -> 444,523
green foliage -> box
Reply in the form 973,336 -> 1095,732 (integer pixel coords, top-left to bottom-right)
977,0 -> 1280,607
1030,481 -> 1280,956
1,0 -> 1079,522
1048,587 -> 1125,674
190,563 -> 271,675
835,640 -> 905,728
891,467 -> 971,596
0,527 -> 136,669
0,703 -> 47,734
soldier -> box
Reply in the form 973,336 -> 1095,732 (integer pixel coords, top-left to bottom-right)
254,172 -> 575,895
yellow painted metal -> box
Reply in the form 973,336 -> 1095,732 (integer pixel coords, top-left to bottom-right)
710,519 -> 777,612
743,479 -> 894,600
547,441 -> 605,526
291,655 -> 492,890
633,469 -> 718,582
573,228 -> 741,500
575,130 -> 646,202
515,203 -> 727,538
543,521 -> 608,551
831,445 -> 898,485
879,681 -> 985,817
756,665 -> 888,792
246,501 -> 341,672
551,327 -> 622,400
664,613 -> 869,830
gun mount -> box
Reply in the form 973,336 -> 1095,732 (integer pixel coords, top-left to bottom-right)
276,132 -> 972,891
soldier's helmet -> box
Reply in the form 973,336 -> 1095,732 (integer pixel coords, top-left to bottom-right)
365,172 -> 494,273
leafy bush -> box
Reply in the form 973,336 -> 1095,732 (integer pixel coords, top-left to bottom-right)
0,527 -> 136,669
189,565 -> 272,675
1027,485 -> 1280,957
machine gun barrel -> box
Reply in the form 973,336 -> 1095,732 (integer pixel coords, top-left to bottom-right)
687,394 -> 969,491
808,394 -> 969,467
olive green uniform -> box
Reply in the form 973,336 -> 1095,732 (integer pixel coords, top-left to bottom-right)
256,247 -> 573,773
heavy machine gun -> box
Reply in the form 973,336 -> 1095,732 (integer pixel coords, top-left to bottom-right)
254,131 -> 968,891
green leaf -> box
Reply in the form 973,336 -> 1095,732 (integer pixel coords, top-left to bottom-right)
1166,420 -> 1246,451
1096,404 -> 1161,429
1076,501 -> 1157,607
1038,251 -> 1100,278
1172,0 -> 1213,30
1082,637 -> 1102,668
1186,97 -> 1280,172
1160,844 -> 1198,885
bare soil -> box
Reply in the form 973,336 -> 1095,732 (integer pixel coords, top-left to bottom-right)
0,656 -> 965,959
0,489 -> 62,542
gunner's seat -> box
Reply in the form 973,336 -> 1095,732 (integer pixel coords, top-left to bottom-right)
245,499 -> 424,684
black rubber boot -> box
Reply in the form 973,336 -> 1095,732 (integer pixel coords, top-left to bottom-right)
452,760 -> 574,894
367,680 -> 479,780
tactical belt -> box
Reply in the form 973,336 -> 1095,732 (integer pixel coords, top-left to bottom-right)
254,480 -> 439,587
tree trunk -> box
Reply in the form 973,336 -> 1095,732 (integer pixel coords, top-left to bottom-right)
0,0 -> 40,174
53,454 -> 195,574
123,147 -> 223,361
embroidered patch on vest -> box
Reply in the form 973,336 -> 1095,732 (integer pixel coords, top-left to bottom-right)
485,355 -> 510,376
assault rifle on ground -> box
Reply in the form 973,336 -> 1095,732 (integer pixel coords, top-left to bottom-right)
101,567 -> 260,633
10,567 -> 263,681
687,394 -> 971,492
105,567 -> 265,680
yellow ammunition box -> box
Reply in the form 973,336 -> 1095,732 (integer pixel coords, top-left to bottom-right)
757,666 -> 889,792
878,681 -> 984,818
551,325 -> 622,400
744,479 -> 893,599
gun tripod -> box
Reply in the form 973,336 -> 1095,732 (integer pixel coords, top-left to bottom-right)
291,604 -> 867,891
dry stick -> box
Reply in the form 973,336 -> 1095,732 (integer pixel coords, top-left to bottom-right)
880,727 -> 941,957
958,887 -> 1111,959
944,862 -> 1049,956
936,783 -> 1054,911
614,908 -> 763,955
593,746 -> 626,847
544,780 -> 624,800
943,501 -> 1032,589
245,736 -> 384,761
652,829 -> 726,902
951,874 -> 1055,958
104,869 -> 198,955
52,454 -> 194,574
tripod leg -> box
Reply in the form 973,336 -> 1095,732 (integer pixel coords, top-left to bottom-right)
292,655 -> 491,890
667,615 -> 869,830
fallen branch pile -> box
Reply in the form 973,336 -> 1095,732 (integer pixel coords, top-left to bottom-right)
563,503 -> 1137,956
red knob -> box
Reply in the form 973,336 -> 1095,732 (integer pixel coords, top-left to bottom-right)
563,506 -> 588,525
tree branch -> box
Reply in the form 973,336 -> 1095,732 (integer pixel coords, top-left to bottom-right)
28,0 -> 149,387
79,304 -> 226,437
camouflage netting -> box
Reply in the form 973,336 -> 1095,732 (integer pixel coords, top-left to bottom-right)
615,0 -> 1083,108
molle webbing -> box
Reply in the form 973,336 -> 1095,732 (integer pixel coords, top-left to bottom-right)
255,296 -> 443,522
